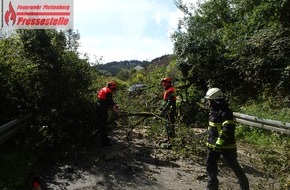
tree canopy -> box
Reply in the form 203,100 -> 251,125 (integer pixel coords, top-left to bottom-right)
0,29 -> 94,146
173,0 -> 290,105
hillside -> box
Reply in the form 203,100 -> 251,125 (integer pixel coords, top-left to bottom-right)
94,54 -> 172,75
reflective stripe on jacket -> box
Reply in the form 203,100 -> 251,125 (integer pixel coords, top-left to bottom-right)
206,106 -> 237,149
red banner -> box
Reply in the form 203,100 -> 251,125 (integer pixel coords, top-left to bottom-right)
2,0 -> 73,29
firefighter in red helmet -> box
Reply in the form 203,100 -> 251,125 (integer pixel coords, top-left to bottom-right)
96,81 -> 119,146
160,77 -> 177,143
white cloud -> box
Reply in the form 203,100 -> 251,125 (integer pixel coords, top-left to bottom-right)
74,0 -> 198,63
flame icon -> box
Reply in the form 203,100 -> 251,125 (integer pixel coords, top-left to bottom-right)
5,2 -> 16,26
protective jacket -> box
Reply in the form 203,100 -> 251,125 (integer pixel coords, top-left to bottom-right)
162,86 -> 176,112
206,103 -> 237,149
96,87 -> 116,109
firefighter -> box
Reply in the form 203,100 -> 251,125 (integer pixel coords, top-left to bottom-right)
160,77 -> 177,142
96,81 -> 119,146
204,88 -> 249,190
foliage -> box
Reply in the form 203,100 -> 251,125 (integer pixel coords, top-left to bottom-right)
94,60 -> 150,75
0,29 -> 97,188
126,53 -> 290,187
173,0 -> 290,106
235,100 -> 290,187
239,100 -> 290,123
236,126 -> 290,186
0,34 -> 34,123
16,30 -> 94,148
116,68 -> 132,81
2,0 -> 290,187
110,56 -> 209,163
0,29 -> 96,148
0,139 -> 41,190
171,126 -> 207,161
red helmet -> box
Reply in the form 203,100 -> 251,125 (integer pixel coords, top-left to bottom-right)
108,81 -> 117,91
161,77 -> 172,83
161,77 -> 172,87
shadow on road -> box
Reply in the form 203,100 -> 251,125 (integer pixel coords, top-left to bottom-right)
41,126 -> 180,190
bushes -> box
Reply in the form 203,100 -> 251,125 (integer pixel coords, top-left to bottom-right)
0,30 -> 97,149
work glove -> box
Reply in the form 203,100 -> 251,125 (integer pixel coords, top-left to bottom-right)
214,138 -> 224,152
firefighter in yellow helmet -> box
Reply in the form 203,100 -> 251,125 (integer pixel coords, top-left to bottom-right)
96,81 -> 119,146
204,88 -> 249,190
160,77 -> 177,143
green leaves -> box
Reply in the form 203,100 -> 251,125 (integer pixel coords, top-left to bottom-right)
173,0 -> 290,105
0,30 -> 95,148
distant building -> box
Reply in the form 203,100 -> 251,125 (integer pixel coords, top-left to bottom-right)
133,65 -> 144,71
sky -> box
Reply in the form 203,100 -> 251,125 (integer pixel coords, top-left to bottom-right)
74,0 -> 197,63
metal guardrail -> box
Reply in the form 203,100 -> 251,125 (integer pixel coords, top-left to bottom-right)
233,112 -> 290,135
0,112 -> 289,145
0,113 -> 32,145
